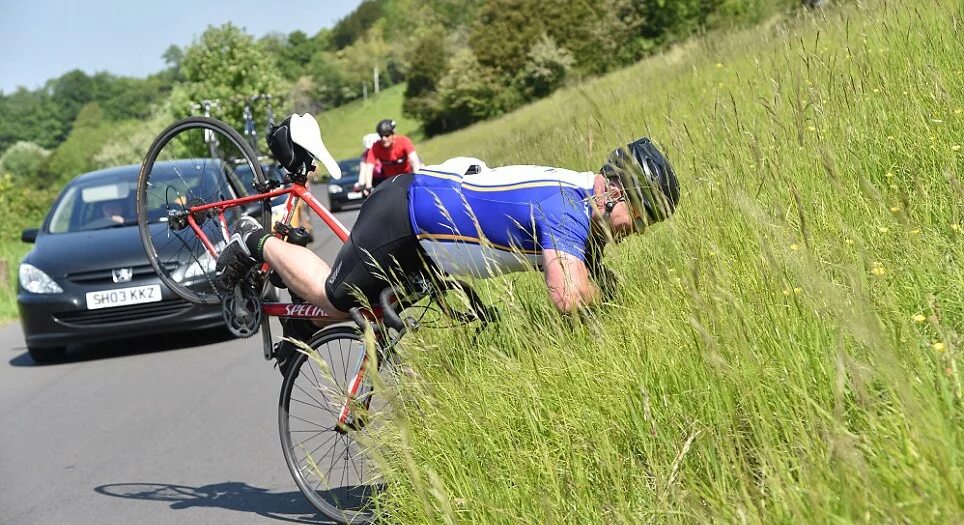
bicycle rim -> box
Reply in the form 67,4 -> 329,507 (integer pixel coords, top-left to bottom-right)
279,328 -> 397,524
136,117 -> 271,305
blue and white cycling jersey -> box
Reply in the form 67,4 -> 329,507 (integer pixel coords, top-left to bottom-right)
408,158 -> 595,278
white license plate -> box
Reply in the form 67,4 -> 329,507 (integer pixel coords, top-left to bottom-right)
346,191 -> 364,200
85,285 -> 162,310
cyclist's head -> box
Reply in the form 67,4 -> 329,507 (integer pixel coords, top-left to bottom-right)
376,119 -> 396,145
362,133 -> 380,151
599,137 -> 680,233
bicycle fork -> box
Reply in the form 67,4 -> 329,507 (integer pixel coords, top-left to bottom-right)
336,351 -> 373,433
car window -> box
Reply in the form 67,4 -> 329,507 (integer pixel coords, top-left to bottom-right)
335,159 -> 361,183
49,181 -> 137,233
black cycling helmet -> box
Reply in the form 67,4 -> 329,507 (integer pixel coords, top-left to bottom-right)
600,137 -> 680,228
267,115 -> 310,174
376,119 -> 396,137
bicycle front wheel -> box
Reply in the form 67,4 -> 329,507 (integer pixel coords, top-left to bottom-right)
136,117 -> 271,305
279,327 -> 398,524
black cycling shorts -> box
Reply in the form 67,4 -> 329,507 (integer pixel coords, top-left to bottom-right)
324,173 -> 425,312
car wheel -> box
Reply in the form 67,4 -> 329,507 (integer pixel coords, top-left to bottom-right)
28,345 -> 67,363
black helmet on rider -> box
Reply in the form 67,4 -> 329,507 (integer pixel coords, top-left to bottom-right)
376,119 -> 396,137
600,137 -> 680,229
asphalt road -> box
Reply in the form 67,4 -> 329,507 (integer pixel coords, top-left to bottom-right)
0,204 -> 363,525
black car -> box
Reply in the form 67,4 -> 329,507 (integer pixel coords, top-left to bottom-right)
325,158 -> 364,212
17,162 -> 227,362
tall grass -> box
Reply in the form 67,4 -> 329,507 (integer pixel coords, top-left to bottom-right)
368,1 -> 963,522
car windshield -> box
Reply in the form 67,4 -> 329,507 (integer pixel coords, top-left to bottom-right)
334,159 -> 361,184
47,161 -> 228,233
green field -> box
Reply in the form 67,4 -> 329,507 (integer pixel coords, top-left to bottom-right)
315,84 -> 424,161
358,1 -> 963,523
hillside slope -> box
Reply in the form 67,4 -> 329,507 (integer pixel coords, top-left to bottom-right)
368,1 -> 964,523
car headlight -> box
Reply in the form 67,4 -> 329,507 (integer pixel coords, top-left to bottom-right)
19,263 -> 63,294
328,185 -> 343,194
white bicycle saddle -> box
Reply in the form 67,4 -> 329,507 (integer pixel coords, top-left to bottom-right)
289,113 -> 342,180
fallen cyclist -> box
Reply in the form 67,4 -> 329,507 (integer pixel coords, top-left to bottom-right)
215,115 -> 680,337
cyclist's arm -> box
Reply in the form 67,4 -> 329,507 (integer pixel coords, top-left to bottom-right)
359,161 -> 374,189
408,151 -> 422,173
542,249 -> 599,313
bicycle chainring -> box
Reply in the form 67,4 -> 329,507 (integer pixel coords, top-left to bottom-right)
222,278 -> 262,338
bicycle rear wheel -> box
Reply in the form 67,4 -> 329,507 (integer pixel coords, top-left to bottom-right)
279,327 -> 398,524
136,117 -> 272,305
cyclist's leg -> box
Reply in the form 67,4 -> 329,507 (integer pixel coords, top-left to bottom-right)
261,239 -> 347,317
324,174 -> 422,311
263,173 -> 419,314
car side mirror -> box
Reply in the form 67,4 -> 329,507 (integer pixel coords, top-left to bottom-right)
21,228 -> 39,243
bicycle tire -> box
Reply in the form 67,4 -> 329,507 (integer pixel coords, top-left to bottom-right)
136,117 -> 270,305
279,327 -> 395,524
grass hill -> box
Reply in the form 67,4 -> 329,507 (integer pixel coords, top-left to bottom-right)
358,1 -> 964,522
315,84 -> 424,160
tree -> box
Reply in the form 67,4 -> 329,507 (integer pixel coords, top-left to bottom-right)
469,0 -> 544,76
519,34 -> 575,99
402,33 -> 449,124
40,102 -> 115,185
431,49 -> 508,135
0,88 -> 62,151
330,0 -> 384,49
0,141 -> 51,180
170,23 -> 284,132
162,45 -> 184,70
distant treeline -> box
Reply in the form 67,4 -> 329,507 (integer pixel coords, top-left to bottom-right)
0,0 -> 811,188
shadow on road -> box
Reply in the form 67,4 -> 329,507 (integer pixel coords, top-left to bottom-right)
8,327 -> 235,367
94,481 -> 332,524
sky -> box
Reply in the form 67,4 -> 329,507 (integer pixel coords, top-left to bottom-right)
0,0 -> 363,94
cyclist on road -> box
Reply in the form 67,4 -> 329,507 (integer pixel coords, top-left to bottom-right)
356,119 -> 421,194
357,133 -> 383,193
216,118 -> 679,316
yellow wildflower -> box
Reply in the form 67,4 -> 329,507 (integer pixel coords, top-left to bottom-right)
790,243 -> 800,251
783,289 -> 791,296
910,229 -> 921,234
793,287 -> 803,295
845,239 -> 854,246
885,172 -> 894,178
932,342 -> 945,352
878,227 -> 889,233
952,224 -> 961,232
953,145 -> 962,152
912,314 -> 926,323
808,125 -> 816,132
889,206 -> 900,213
871,262 -> 886,276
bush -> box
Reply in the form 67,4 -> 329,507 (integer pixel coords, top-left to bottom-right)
0,141 -> 50,181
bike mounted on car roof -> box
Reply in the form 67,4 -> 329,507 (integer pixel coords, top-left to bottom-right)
135,114 -> 496,524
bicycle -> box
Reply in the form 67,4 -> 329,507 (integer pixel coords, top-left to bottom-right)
188,99 -> 221,159
135,115 -> 495,524
240,93 -> 274,155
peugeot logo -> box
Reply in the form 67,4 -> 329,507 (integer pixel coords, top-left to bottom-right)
112,268 -> 133,283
